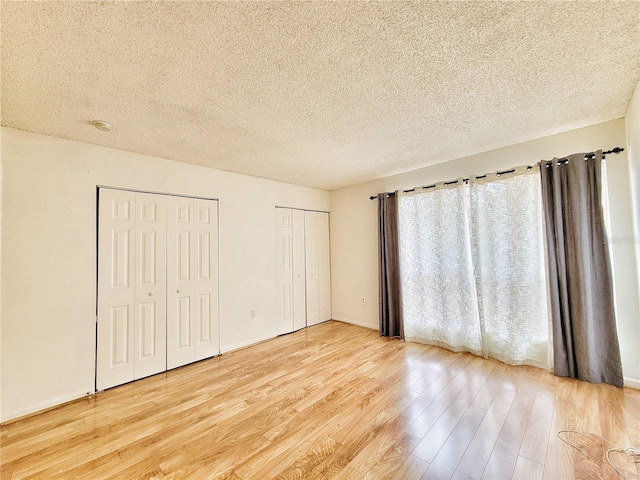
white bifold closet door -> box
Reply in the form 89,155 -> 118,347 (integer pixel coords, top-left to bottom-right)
305,211 -> 331,327
167,197 -> 219,370
97,188 -> 218,391
276,209 -> 307,335
97,190 -> 168,390
276,208 -> 330,335
317,212 -> 331,323
292,210 -> 307,331
305,211 -> 320,326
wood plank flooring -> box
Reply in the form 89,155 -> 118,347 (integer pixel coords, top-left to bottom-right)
1,321 -> 639,479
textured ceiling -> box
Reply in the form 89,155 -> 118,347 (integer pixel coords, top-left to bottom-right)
2,1 -> 639,190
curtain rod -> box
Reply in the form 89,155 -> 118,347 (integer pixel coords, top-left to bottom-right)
369,147 -> 624,200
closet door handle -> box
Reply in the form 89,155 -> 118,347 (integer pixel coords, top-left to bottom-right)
176,290 -> 181,293
148,292 -> 154,297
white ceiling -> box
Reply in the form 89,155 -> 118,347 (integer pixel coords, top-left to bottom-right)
2,1 -> 639,190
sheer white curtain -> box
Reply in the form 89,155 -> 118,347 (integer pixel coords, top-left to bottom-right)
469,169 -> 550,368
398,182 -> 482,354
398,167 -> 550,369
398,182 -> 482,355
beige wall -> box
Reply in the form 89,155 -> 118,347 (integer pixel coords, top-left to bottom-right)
0,132 -> 3,411
330,118 -> 640,387
0,127 -> 329,422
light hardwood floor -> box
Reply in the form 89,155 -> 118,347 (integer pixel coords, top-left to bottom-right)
1,321 -> 639,479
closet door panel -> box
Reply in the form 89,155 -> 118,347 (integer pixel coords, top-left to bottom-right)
167,197 -> 196,369
97,189 -> 136,390
193,199 -> 219,361
292,209 -> 307,331
99,189 -> 220,388
133,193 -> 167,380
305,211 -> 321,326
318,212 -> 332,322
276,208 -> 294,335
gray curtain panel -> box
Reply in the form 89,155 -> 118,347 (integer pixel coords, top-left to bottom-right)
539,151 -> 623,387
378,192 -> 404,339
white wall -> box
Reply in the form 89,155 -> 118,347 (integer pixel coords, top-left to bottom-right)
0,127 -> 329,422
330,118 -> 640,387
625,80 -> 640,387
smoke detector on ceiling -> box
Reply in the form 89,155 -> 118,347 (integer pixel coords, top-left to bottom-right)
91,120 -> 113,131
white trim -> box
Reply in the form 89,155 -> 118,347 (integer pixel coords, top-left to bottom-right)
1,390 -> 91,424
216,200 -> 221,358
624,376 -> 640,390
97,185 -> 218,202
275,206 -> 329,214
332,316 -> 378,330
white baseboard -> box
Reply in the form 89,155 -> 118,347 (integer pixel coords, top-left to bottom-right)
624,376 -> 640,390
220,334 -> 276,355
1,389 -> 91,424
332,316 -> 378,331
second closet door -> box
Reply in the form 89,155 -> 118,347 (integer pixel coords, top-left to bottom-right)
305,211 -> 320,326
291,209 -> 307,331
276,208 -> 330,334
317,211 -> 331,323
276,208 -> 307,335
167,197 -> 219,370
305,211 -> 331,327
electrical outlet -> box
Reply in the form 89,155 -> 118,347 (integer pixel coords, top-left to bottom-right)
250,309 -> 256,318
361,297 -> 366,304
